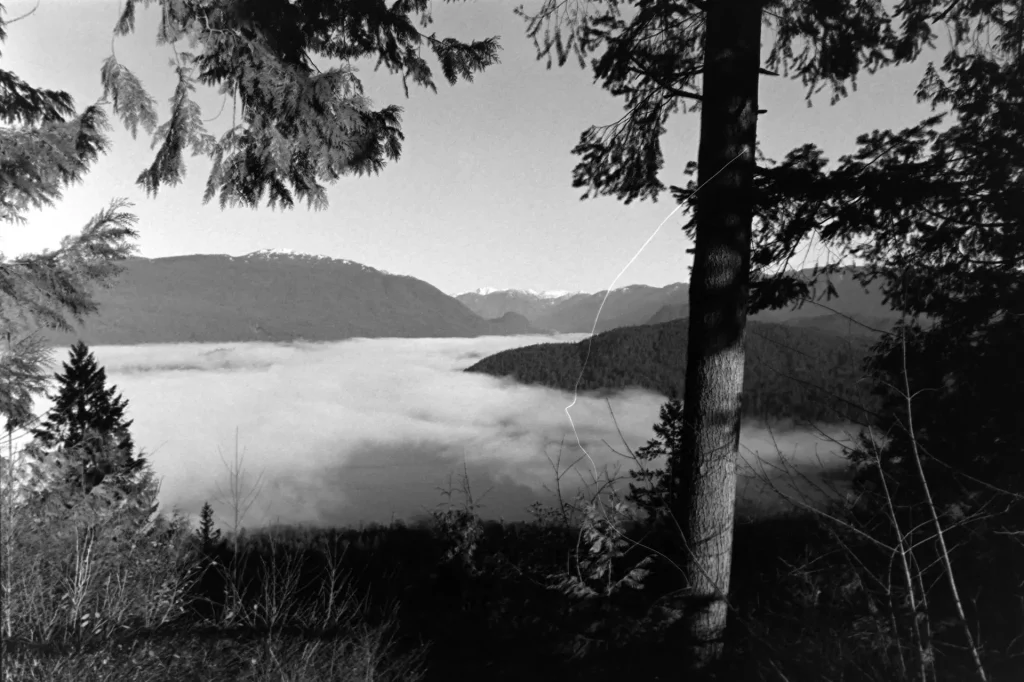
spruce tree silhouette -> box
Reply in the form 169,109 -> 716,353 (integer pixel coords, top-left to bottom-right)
32,341 -> 143,495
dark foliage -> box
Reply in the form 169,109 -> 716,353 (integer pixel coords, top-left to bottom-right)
32,341 -> 144,494
102,0 -> 500,210
466,318 -> 880,425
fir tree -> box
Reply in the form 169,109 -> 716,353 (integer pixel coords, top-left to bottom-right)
626,397 -> 684,523
32,341 -> 142,495
517,0 -> 1013,667
197,501 -> 221,550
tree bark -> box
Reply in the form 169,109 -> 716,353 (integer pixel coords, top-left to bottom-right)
672,0 -> 762,669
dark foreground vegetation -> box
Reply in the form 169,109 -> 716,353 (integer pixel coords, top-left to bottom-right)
3,419 -> 1022,682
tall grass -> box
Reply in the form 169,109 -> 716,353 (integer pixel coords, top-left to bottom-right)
0,434 -> 426,682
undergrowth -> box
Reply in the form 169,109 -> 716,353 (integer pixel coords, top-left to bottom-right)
1,416 -> 1021,682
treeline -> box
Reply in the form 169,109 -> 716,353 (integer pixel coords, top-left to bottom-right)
465,319 -> 882,424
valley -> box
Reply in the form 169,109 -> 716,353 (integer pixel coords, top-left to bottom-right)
59,333 -> 862,532
34,254 -> 889,528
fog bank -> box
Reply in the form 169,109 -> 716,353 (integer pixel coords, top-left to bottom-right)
50,335 -> 864,530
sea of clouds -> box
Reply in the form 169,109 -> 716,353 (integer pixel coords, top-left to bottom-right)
28,335 -> 861,531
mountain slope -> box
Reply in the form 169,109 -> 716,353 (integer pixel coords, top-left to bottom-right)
646,303 -> 688,326
45,252 -> 534,346
784,314 -> 899,338
532,283 -> 689,333
750,269 -> 895,324
458,284 -> 690,333
465,318 -> 881,424
455,288 -> 580,321
485,312 -> 549,335
466,268 -> 899,336
643,270 -> 900,332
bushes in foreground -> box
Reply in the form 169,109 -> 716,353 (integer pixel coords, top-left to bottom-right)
2,434 -> 1021,682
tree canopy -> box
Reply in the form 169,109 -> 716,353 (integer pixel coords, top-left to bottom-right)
102,0 -> 499,210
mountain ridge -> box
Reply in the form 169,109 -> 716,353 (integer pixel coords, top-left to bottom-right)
43,254 -> 549,346
459,267 -> 900,334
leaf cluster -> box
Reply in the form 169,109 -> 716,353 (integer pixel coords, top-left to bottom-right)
517,0 -> 1015,207
102,0 -> 500,210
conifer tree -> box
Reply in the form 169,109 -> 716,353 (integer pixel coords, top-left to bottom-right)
517,0 -> 1012,667
197,501 -> 221,549
626,397 -> 684,522
32,341 -> 142,495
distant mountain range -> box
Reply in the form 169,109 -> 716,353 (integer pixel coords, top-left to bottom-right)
44,250 -> 548,346
453,288 -> 581,323
44,249 -> 900,349
457,268 -> 900,336
457,284 -> 689,334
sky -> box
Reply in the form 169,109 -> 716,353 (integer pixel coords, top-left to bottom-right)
5,336 -> 859,528
2,0 -> 940,295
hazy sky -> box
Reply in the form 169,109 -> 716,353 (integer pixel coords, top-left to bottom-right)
3,0 -> 938,294
9,337 -> 858,529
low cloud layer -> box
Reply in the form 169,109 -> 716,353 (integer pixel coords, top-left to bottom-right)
54,335 -> 864,531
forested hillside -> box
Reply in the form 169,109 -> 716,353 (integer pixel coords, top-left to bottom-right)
465,319 -> 881,424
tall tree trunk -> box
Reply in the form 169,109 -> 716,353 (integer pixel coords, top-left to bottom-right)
672,0 -> 762,669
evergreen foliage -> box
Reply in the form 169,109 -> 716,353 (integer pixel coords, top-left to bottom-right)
514,0 -> 981,207
465,318 -> 880,425
195,500 -> 221,572
626,397 -> 684,523
0,332 -> 52,432
747,8 -> 1024,511
100,0 -> 500,210
1,6 -> 138,442
197,501 -> 221,546
733,10 -> 1024,671
31,341 -> 143,496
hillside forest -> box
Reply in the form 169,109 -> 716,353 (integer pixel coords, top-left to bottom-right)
466,318 -> 880,425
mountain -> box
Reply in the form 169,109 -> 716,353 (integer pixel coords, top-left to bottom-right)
646,303 -> 687,326
43,251 -> 544,346
465,318 -> 881,424
643,269 -> 900,334
750,269 -> 895,325
464,268 -> 899,336
455,288 -> 581,322
785,314 -> 899,338
531,283 -> 691,333
485,312 -> 548,335
459,283 -> 692,334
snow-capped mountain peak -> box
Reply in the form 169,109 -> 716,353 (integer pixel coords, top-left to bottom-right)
458,287 -> 581,299
237,249 -> 393,275
242,248 -> 333,261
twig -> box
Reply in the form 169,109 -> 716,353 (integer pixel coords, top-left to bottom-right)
898,320 -> 988,682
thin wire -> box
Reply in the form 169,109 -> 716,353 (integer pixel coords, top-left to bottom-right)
565,148 -> 750,479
